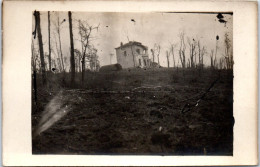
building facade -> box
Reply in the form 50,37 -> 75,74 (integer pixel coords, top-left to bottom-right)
115,41 -> 151,68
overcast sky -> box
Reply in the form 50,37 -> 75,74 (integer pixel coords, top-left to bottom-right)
33,12 -> 232,68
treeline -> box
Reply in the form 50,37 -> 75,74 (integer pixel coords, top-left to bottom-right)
150,31 -> 233,70
32,11 -> 100,86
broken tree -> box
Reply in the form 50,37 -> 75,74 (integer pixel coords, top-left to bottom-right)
78,20 -> 99,82
178,31 -> 186,68
34,11 -> 47,85
68,11 -> 75,85
48,11 -> 52,72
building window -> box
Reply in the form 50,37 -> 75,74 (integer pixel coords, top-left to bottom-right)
139,59 -> 142,66
136,49 -> 140,54
143,59 -> 146,66
124,51 -> 127,56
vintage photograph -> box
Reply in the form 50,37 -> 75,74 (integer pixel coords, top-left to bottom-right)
31,11 -> 233,155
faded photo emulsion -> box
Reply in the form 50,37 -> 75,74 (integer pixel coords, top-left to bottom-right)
31,12 -> 233,155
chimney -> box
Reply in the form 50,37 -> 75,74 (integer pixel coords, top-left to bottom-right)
120,42 -> 123,47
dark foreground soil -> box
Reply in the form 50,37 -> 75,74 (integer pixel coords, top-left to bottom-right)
32,68 -> 233,155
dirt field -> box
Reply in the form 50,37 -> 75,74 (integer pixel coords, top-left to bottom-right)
32,68 -> 233,155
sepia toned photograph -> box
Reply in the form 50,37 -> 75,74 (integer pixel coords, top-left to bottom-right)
31,11 -> 234,155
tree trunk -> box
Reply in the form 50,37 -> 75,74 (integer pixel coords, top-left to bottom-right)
31,39 -> 37,72
171,46 -> 175,68
201,54 -> 204,69
81,54 -> 85,82
68,11 -> 75,86
182,51 -> 186,68
210,50 -> 214,68
166,51 -> 169,68
34,11 -> 46,85
58,31 -> 64,71
81,46 -> 87,82
57,16 -> 64,72
48,11 -> 51,71
79,54 -> 81,72
215,40 -> 218,68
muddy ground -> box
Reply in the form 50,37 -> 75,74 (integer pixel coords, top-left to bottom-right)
32,68 -> 233,155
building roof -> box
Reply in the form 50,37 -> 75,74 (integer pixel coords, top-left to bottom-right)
115,41 -> 148,50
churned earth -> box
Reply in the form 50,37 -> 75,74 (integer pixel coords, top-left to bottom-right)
32,68 -> 233,155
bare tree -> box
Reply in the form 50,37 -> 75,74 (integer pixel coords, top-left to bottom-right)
44,52 -> 49,70
210,49 -> 214,68
198,40 -> 201,67
53,13 -> 66,72
200,46 -> 206,69
197,41 -> 206,69
78,20 -> 99,82
52,35 -> 62,72
48,11 -> 52,71
223,33 -> 233,69
170,43 -> 177,68
68,11 -> 75,85
187,37 -> 196,68
31,38 -> 40,72
178,31 -> 186,68
187,58 -> 191,68
34,11 -> 47,85
87,46 -> 99,71
214,35 -> 219,69
166,50 -> 169,68
219,57 -> 225,69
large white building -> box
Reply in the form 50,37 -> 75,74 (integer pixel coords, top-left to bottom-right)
115,41 -> 151,68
